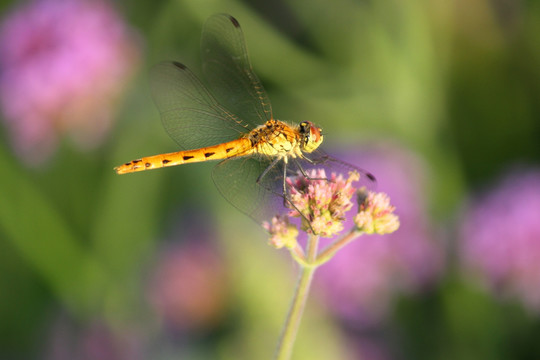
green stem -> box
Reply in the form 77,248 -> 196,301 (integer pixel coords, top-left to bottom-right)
274,234 -> 319,360
316,229 -> 362,265
289,243 -> 308,267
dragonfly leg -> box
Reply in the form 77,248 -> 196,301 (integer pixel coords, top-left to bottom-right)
293,157 -> 328,181
255,157 -> 294,212
282,161 -> 288,198
282,160 -> 323,235
299,153 -> 328,165
256,156 -> 281,185
292,157 -> 309,178
281,161 -> 288,207
255,158 -> 318,234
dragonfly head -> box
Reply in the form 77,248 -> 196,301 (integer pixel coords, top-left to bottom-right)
298,121 -> 323,153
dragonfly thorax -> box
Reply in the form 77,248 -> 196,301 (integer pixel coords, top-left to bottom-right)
248,120 -> 323,159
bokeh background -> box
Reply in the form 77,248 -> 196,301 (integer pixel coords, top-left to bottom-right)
1,0 -> 540,359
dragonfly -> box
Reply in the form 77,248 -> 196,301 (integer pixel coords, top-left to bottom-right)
115,14 -> 372,223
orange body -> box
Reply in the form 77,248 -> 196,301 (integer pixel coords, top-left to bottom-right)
114,119 -> 321,175
115,137 -> 253,174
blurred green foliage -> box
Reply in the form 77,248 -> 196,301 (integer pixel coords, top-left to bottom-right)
1,0 -> 539,359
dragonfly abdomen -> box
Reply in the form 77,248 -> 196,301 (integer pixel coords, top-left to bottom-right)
115,138 -> 253,174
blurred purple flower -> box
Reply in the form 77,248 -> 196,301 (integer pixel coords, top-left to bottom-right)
0,0 -> 140,164
316,143 -> 442,325
459,169 -> 540,311
148,240 -> 230,333
46,315 -> 144,360
348,338 -> 393,360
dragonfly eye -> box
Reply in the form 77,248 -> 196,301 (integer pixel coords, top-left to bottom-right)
299,121 -> 310,134
298,121 -> 311,146
298,121 -> 323,153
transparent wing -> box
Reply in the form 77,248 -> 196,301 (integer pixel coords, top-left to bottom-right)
305,150 -> 377,189
150,61 -> 250,150
201,14 -> 273,128
212,151 -> 377,225
212,156 -> 287,224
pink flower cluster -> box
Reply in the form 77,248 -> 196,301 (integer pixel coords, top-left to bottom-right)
0,0 -> 140,164
460,169 -> 540,311
355,190 -> 400,234
262,215 -> 299,249
287,169 -> 359,237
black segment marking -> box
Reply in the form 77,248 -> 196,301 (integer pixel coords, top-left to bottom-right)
162,159 -> 170,165
173,61 -> 187,70
133,159 -> 142,164
226,147 -> 234,153
183,155 -> 194,161
229,16 -> 240,28
204,152 -> 215,158
145,163 -> 151,168
124,162 -> 131,166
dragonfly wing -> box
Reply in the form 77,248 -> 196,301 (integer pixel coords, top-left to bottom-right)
150,61 -> 250,150
212,156 -> 287,224
308,150 -> 377,185
213,152 -> 376,225
201,14 -> 273,128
